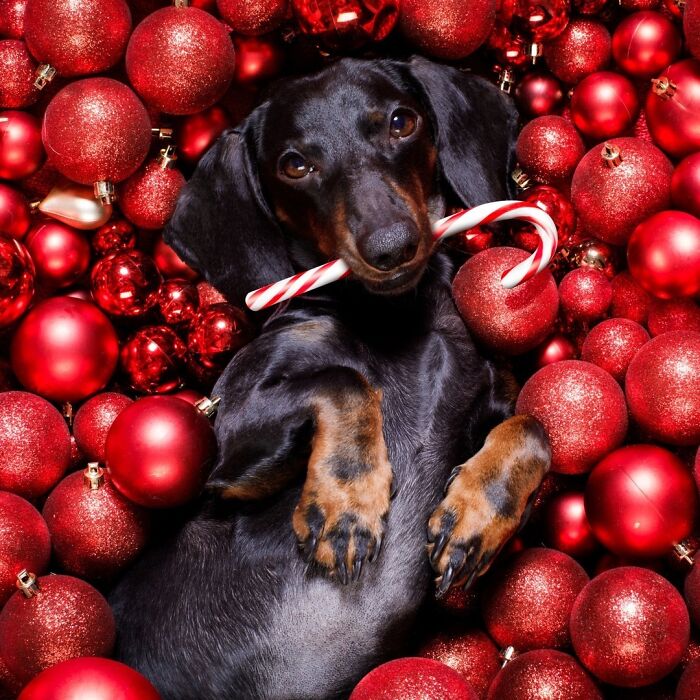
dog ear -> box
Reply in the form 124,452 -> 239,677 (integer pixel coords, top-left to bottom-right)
403,56 -> 519,207
163,121 -> 294,308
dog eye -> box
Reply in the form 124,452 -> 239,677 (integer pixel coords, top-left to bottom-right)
389,109 -> 417,139
279,153 -> 313,179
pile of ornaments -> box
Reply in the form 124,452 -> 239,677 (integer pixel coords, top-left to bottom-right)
1,0 -> 700,695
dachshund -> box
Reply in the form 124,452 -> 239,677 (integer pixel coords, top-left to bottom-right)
110,56 -> 551,700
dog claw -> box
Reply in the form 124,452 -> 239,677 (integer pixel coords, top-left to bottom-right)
463,569 -> 478,591
370,535 -> 383,563
436,563 -> 456,598
429,532 -> 448,565
351,558 -> 363,582
337,561 -> 349,585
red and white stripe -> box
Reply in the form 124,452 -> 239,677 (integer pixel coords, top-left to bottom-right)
245,201 -> 558,312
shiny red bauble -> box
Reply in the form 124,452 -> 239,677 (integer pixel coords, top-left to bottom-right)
126,6 -> 236,115
628,211 -> 700,299
544,491 -> 598,558
625,331 -> 700,445
570,567 -> 689,687
612,11 -> 681,79
585,445 -> 697,558
581,318 -> 649,382
647,298 -> 700,336
10,297 -> 119,402
73,392 -> 134,463
610,271 -> 651,324
92,218 -> 137,257
570,72 -> 639,140
516,360 -> 627,474
514,72 -> 564,117
483,548 -> 589,650
571,138 -> 673,246
176,106 -> 231,165
0,574 -> 115,684
559,268 -> 612,323
0,235 -> 34,328
0,492 -> 50,606
687,0 -> 700,59
532,334 -> 577,368
452,247 -> 559,355
672,153 -> 700,218
18,657 -> 161,700
0,0 -> 28,38
25,221 -> 90,289
487,650 -> 602,700
512,0 -> 569,43
0,184 -> 30,239
232,35 -> 284,84
188,302 -> 252,370
153,234 -> 199,280
106,396 -> 217,508
218,0 -> 286,35
42,78 -> 151,186
0,110 -> 42,179
544,19 -> 611,85
350,657 -> 477,700
157,279 -> 199,327
678,659 -> 700,700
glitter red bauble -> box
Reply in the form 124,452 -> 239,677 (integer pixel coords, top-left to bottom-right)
0,235 -> 34,328
0,492 -> 50,606
647,298 -> 700,336
544,491 -> 598,558
571,138 -> 673,246
126,6 -> 236,115
581,318 -> 649,382
73,392 -> 134,463
559,268 -> 612,323
686,0 -> 700,59
157,279 -> 199,327
612,11 -> 681,79
570,567 -> 689,687
570,72 -> 639,140
0,0 -> 28,38
91,250 -> 162,317
92,218 -> 137,257
0,42 -> 37,109
516,360 -> 627,474
514,72 -> 564,117
0,110 -> 42,180
232,35 -> 284,83
544,19 -> 611,85
452,247 -> 559,355
42,78 -> 152,186
0,574 -> 115,685
17,657 -> 161,700
106,396 -> 217,508
678,659 -> 700,700
24,221 -> 90,289
672,153 -> 700,218
188,302 -> 252,371
0,184 -> 31,239
399,0 -> 496,60
625,331 -> 700,445
153,234 -> 199,280
176,106 -> 231,165
512,0 -> 569,43
487,650 -> 602,700
610,271 -> 651,324
0,391 -> 71,498
350,657 -> 477,700
10,297 -> 119,402
585,444 -> 697,558
685,565 -> 700,628
219,0 -> 287,35
627,211 -> 700,299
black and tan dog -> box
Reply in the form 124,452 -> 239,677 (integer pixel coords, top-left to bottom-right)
111,56 -> 550,699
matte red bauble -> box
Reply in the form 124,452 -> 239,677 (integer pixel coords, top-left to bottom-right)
647,298 -> 700,336
678,659 -> 700,700
570,567 -> 689,687
0,492 -> 50,606
516,360 -> 627,474
612,11 -> 681,79
625,331 -> 700,445
559,268 -> 612,323
0,573 -> 115,684
157,279 -> 199,327
73,392 -> 134,463
0,110 -> 42,179
25,221 -> 90,289
0,235 -> 34,328
544,20 -> 611,85
544,491 -> 598,558
0,42 -> 37,108
487,650 -> 602,700
188,302 -> 252,370
483,548 -> 588,650
628,211 -> 700,299
610,271 -> 650,324
570,72 -> 638,140
153,234 -> 198,280
570,138 -> 672,246
0,0 -> 28,38
0,184 -> 30,239
687,0 -> 700,59
106,396 -> 217,508
453,247 -> 559,355
10,297 -> 119,402
37,182 -> 113,231
399,0 -> 496,60
585,445 -> 697,558
685,564 -> 700,628
672,153 -> 700,218
126,6 -> 236,115
219,0 -> 287,35
92,218 -> 137,257
581,318 -> 649,382
0,391 -> 71,498
350,657 -> 477,700
232,34 -> 284,83
533,333 -> 576,368
176,106 -> 231,165
514,72 -> 564,117
18,657 -> 161,700
512,0 -> 569,43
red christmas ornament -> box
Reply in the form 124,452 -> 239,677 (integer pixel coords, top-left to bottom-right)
559,268 -> 612,323
0,492 -> 50,606
0,184 -> 30,240
571,138 -> 673,246
544,491 -> 598,558
92,218 -> 137,257
687,0 -> 700,59
685,563 -> 700,628
232,35 -> 284,84
570,72 -> 639,140
219,0 -> 287,35
570,567 -> 689,687
516,360 -> 627,474
197,280 -> 227,307
399,0 -> 496,60
157,279 -> 199,327
153,234 -> 199,280
176,106 -> 231,165
188,302 -> 251,371
678,659 -> 700,700
487,650 -> 602,700
620,0 -> 659,8
0,110 -> 42,180
488,24 -> 529,69
672,152 -> 700,218
514,72 -> 564,117
0,0 -> 28,38
126,6 -> 236,115
483,548 -> 588,650
0,235 -> 34,328
452,247 -> 559,355
647,298 -> 700,336
120,325 -> 187,394
24,221 -> 90,289
0,391 -> 71,498
612,11 -> 681,79
174,388 -> 207,405
106,395 -> 217,508
73,392 -> 134,463
0,573 -> 115,685
0,41 -> 37,108
544,19 -> 611,85
18,657 -> 161,700
10,297 -> 119,402
533,333 -> 577,368
512,0 -> 569,46
350,657 -> 477,700
37,182 -> 113,231
581,318 -> 649,382
625,330 -> 700,445
610,271 -> 651,324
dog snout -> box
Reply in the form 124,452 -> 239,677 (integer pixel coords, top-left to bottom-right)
357,222 -> 420,271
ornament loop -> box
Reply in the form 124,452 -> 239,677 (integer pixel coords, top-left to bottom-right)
84,463 -> 105,490
16,569 -> 40,598
651,76 -> 677,99
33,64 -> 57,90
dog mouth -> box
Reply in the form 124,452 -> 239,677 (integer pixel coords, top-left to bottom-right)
345,256 -> 431,295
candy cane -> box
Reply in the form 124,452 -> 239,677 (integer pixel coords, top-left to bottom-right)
245,201 -> 558,312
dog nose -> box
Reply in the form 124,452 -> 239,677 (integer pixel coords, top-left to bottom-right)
358,222 -> 420,271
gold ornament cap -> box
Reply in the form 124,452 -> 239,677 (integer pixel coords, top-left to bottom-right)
497,67 -> 516,94
34,64 -> 56,90
601,143 -> 623,168
152,127 -> 174,141
674,541 -> 696,567
528,43 -> 542,64
94,181 -> 116,205
652,76 -> 677,99
16,570 -> 40,598
158,145 -> 178,170
84,463 -> 105,490
511,166 -> 533,191
500,646 -> 518,668
195,396 -> 221,418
